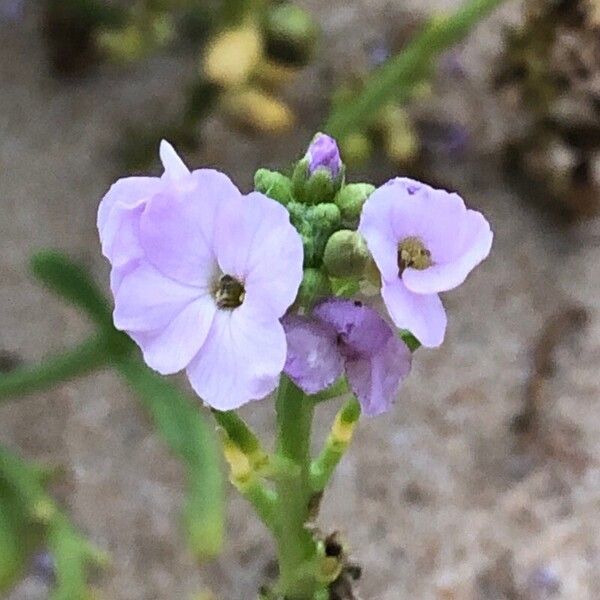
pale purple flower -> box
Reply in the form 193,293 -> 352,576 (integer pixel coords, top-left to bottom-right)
283,299 -> 412,416
306,133 -> 342,177
98,141 -> 304,410
359,178 -> 492,348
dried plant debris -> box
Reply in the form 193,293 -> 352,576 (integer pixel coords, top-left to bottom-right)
512,305 -> 590,472
497,0 -> 600,220
475,552 -> 523,600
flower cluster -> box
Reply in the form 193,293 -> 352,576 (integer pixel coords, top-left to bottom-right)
98,133 -> 492,413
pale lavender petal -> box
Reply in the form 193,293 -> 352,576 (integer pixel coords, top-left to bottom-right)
128,294 -> 216,374
282,315 -> 343,394
159,140 -> 190,181
140,169 -> 239,287
98,177 -> 160,266
113,261 -> 205,332
361,178 -> 467,270
381,279 -> 446,348
403,209 -> 493,294
358,187 -> 400,282
346,334 -> 412,416
186,308 -> 286,410
215,191 -> 304,319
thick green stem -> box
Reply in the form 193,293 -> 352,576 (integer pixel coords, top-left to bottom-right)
324,0 -> 506,138
274,376 -> 322,599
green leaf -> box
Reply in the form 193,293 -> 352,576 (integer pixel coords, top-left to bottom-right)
31,251 -> 113,330
116,358 -> 224,560
26,251 -> 224,560
324,0 -> 506,138
0,445 -> 104,600
0,336 -> 111,401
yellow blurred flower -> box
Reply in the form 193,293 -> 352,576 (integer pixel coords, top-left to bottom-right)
203,24 -> 262,88
221,88 -> 295,134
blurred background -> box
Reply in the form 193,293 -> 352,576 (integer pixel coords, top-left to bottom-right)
1,0 -> 600,598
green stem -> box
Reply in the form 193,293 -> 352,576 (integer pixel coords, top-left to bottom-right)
211,409 -> 266,462
309,377 -> 349,405
324,0 -> 506,138
274,376 -> 322,599
0,336 -> 111,400
310,398 -> 360,493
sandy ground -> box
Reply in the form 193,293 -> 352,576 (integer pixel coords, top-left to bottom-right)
2,1 -> 600,598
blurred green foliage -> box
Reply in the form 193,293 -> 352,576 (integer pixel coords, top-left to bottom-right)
0,252 -> 225,595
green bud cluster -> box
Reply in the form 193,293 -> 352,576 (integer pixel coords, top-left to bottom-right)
254,147 -> 378,309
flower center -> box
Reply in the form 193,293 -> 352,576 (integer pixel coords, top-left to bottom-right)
214,274 -> 245,309
397,237 -> 432,275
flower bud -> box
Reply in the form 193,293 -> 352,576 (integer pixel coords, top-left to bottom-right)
323,230 -> 369,278
264,3 -> 318,67
287,202 -> 341,267
307,132 -> 342,177
292,133 -> 344,204
296,268 -> 331,308
254,169 -> 293,205
335,183 -> 375,228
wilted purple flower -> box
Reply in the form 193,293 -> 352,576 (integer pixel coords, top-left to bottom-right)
306,133 -> 342,177
98,141 -> 304,410
359,178 -> 492,347
283,299 -> 412,416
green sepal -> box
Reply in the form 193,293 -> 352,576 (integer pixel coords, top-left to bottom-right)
288,202 -> 342,268
334,183 -> 375,228
291,159 -> 344,205
329,277 -> 360,298
399,330 -> 421,352
254,169 -> 293,206
322,230 -> 369,278
296,268 -> 331,309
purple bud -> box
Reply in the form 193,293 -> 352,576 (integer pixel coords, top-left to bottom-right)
306,133 -> 342,177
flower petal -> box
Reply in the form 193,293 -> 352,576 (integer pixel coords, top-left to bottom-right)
282,315 -> 344,395
140,169 -> 240,287
358,185 -> 401,281
113,261 -> 207,333
381,280 -> 447,348
215,191 -> 304,318
402,209 -> 493,294
313,298 -> 391,358
346,334 -> 412,416
159,140 -> 190,181
359,178 -> 469,279
98,177 -> 160,266
129,294 -> 216,374
186,308 -> 286,410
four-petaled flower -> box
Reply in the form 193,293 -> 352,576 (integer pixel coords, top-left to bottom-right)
98,141 -> 304,410
283,299 -> 412,416
359,178 -> 492,348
